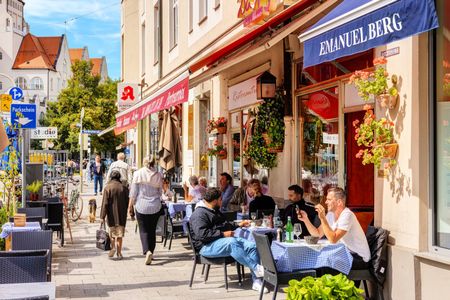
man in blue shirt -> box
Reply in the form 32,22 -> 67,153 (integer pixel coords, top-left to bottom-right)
219,172 -> 234,211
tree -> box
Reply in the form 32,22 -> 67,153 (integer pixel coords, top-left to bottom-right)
45,61 -> 122,156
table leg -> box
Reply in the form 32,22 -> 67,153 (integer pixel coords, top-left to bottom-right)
5,236 -> 11,251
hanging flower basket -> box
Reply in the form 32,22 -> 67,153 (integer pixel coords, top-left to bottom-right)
217,126 -> 227,134
218,151 -> 228,160
383,143 -> 398,158
377,94 -> 398,109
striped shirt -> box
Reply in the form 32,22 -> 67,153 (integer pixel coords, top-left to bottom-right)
130,183 -> 162,215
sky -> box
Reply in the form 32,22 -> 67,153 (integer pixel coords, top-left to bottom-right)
24,0 -> 121,79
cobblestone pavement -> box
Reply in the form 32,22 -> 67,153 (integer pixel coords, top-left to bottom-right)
52,180 -> 275,299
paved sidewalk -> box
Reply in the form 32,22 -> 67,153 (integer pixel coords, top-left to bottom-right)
52,179 -> 271,299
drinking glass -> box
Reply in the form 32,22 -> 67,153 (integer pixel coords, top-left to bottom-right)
293,223 -> 302,241
251,212 -> 257,221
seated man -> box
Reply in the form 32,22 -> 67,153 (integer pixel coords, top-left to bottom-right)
284,185 -> 320,238
227,178 -> 257,212
248,179 -> 275,216
183,175 -> 207,203
189,188 -> 268,293
297,187 -> 370,268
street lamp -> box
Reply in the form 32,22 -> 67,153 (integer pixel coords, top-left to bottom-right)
79,107 -> 85,193
256,71 -> 277,99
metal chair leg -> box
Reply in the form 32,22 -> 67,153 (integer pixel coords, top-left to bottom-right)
201,264 -> 206,276
363,280 -> 370,298
224,263 -> 228,291
168,232 -> 174,250
273,283 -> 278,300
163,232 -> 168,247
259,279 -> 265,300
241,264 -> 245,279
236,263 -> 242,286
204,265 -> 211,282
189,259 -> 197,288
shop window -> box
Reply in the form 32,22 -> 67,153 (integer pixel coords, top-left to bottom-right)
298,87 -> 339,204
432,0 -> 450,250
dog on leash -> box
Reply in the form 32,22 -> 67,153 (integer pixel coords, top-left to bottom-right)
88,199 -> 97,223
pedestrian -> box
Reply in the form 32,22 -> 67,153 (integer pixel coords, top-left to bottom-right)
90,154 -> 106,195
129,156 -> 163,265
106,152 -> 132,187
100,170 -> 130,260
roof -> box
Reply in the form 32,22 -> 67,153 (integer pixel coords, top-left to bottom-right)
90,58 -> 103,76
12,34 -> 63,70
69,48 -> 84,64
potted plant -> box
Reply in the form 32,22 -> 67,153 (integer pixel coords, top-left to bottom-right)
26,180 -> 43,201
353,106 -> 397,169
206,117 -> 228,134
284,274 -> 364,299
207,140 -> 227,160
349,57 -> 399,109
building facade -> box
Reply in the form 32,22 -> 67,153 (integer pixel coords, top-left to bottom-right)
119,0 -> 450,298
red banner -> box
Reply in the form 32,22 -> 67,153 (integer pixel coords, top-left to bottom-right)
115,75 -> 189,135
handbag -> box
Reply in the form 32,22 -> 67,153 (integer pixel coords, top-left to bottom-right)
96,222 -> 111,251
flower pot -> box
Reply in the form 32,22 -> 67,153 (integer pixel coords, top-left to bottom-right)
218,153 -> 227,160
217,126 -> 227,134
383,143 -> 398,158
377,94 -> 398,109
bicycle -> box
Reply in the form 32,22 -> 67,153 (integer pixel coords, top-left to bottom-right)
67,189 -> 83,222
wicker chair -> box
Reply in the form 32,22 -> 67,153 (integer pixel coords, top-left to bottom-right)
0,250 -> 49,283
11,230 -> 53,281
18,207 -> 46,218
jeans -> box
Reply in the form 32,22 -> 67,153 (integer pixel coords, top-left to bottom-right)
136,211 -> 161,255
200,237 -> 260,279
94,175 -> 103,194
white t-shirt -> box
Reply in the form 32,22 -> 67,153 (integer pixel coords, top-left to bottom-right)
326,208 -> 371,262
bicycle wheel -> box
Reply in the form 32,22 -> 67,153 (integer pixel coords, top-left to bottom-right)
70,190 -> 83,221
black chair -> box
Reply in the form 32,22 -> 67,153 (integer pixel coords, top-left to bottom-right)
348,226 -> 389,300
172,185 -> 185,198
46,202 -> 64,247
222,211 -> 236,222
186,222 -> 242,290
9,216 -> 44,228
163,207 -> 185,250
18,207 -> 46,218
0,250 -> 49,283
256,209 -> 275,219
253,232 -> 316,300
11,230 -> 53,281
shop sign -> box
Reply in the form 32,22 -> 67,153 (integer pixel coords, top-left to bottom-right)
381,47 -> 400,58
31,127 -> 58,139
237,0 -> 282,27
228,75 -> 262,111
322,132 -> 338,145
115,74 -> 189,135
117,83 -> 139,112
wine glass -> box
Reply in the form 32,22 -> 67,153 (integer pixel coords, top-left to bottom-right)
293,223 -> 303,241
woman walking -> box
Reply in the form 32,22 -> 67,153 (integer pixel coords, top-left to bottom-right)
129,157 -> 163,265
100,170 -> 130,260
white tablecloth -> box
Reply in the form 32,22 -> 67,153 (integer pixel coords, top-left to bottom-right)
0,222 -> 42,239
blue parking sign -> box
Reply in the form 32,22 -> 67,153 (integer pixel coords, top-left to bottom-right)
10,103 -> 37,129
9,87 -> 23,101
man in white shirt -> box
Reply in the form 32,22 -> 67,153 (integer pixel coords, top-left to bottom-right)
106,153 -> 132,187
297,187 -> 371,267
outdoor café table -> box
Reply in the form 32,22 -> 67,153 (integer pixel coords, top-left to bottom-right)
0,222 -> 42,251
271,240 -> 354,275
234,226 -> 277,243
167,200 -> 187,218
236,212 -> 249,220
0,282 -> 56,300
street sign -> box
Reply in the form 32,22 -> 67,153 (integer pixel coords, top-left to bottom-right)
31,127 -> 58,139
117,83 -> 138,112
82,129 -> 101,135
0,94 -> 12,112
10,103 -> 37,129
9,87 -> 23,101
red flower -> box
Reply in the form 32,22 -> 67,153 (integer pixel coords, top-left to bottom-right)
373,57 -> 387,65
352,119 -> 360,127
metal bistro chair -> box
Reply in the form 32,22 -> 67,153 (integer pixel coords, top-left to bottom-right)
0,250 -> 49,283
253,232 -> 316,300
11,230 -> 53,281
186,222 -> 242,290
348,226 -> 389,300
163,207 -> 185,251
46,202 -> 64,247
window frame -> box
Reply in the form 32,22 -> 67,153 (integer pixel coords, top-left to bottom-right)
141,22 -> 146,76
154,2 -> 160,64
199,0 -> 208,24
169,0 -> 178,50
15,76 -> 27,90
30,77 -> 43,90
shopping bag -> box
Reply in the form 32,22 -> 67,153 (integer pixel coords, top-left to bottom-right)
96,222 -> 111,251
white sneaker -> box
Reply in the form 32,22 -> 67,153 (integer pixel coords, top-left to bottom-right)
252,279 -> 269,294
145,251 -> 152,265
254,264 -> 265,278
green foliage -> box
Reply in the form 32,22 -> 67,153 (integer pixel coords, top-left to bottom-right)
26,180 -> 43,194
44,60 -> 123,155
246,89 -> 285,169
284,274 -> 364,300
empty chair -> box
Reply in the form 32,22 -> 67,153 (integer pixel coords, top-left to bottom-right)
46,202 -> 64,247
18,207 -> 46,218
253,232 -> 316,300
164,207 -> 185,251
348,226 -> 389,300
186,222 -> 242,290
0,250 -> 49,283
12,230 -> 53,281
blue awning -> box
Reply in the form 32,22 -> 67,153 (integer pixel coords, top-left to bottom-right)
299,0 -> 439,68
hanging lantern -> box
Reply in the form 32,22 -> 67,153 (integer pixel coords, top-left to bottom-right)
256,71 -> 276,99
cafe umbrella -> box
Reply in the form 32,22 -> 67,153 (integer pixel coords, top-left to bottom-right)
158,108 -> 182,173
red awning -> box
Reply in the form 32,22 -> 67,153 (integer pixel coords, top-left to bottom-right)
189,0 -> 317,73
115,73 -> 189,135
305,91 -> 338,121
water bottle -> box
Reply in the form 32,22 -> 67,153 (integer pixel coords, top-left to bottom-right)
273,205 -> 280,227
286,216 -> 293,243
